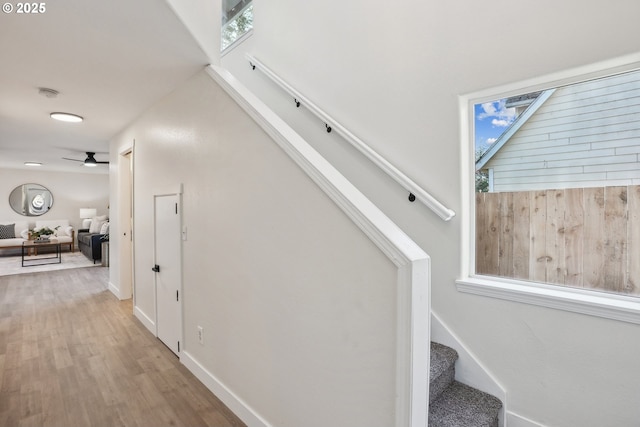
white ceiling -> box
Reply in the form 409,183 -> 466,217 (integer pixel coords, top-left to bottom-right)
0,0 -> 210,174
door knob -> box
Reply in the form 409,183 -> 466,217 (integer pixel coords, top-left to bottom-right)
152,264 -> 160,272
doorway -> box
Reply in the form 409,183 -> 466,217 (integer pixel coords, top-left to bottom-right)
118,149 -> 134,300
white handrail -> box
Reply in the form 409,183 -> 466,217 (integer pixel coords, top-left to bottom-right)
246,54 -> 456,222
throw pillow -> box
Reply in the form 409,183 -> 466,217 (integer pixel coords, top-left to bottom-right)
54,226 -> 72,237
89,221 -> 101,233
20,229 -> 29,239
0,224 -> 15,239
82,219 -> 92,229
89,215 -> 108,233
100,222 -> 109,235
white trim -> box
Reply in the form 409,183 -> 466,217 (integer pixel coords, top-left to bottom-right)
181,351 -> 272,427
506,411 -> 547,427
221,29 -> 253,57
463,53 -> 640,106
456,276 -> 640,324
245,54 -> 455,222
153,183 -> 183,196
134,305 -> 155,333
117,145 -> 135,301
108,281 -> 121,299
206,64 -> 431,427
396,258 -> 431,427
488,168 -> 494,192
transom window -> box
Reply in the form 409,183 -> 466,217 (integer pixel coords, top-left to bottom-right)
221,0 -> 253,51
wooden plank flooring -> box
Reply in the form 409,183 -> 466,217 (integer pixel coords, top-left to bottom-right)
0,266 -> 246,427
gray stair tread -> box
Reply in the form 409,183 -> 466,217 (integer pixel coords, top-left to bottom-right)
430,342 -> 458,379
429,342 -> 459,404
429,381 -> 502,427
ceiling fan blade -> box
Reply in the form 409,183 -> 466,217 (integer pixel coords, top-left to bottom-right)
62,151 -> 109,165
80,152 -> 109,165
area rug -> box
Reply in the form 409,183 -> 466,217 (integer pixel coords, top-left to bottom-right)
0,251 -> 102,277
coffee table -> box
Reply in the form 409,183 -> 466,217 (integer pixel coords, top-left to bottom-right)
22,239 -> 62,267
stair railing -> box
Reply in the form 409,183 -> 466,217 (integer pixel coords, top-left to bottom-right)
246,54 -> 456,222
206,65 -> 431,427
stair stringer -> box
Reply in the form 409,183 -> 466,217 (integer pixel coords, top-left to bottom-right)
431,311 -> 507,426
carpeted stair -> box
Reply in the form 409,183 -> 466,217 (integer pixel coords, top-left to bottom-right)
429,342 -> 502,427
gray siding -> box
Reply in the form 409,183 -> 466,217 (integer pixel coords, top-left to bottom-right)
485,70 -> 640,192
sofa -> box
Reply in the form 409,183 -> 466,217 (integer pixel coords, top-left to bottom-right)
0,219 -> 74,254
77,215 -> 108,263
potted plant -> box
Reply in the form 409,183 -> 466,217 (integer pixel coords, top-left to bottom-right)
31,226 -> 56,241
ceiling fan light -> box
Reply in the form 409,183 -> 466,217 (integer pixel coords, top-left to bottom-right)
24,161 -> 42,166
50,112 -> 83,123
83,162 -> 97,167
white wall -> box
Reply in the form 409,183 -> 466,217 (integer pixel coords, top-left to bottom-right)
110,71 -> 405,427
0,168 -> 109,232
218,1 -> 640,425
164,0 -> 221,63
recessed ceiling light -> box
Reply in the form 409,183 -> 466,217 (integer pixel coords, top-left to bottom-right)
50,112 -> 83,123
24,162 -> 42,167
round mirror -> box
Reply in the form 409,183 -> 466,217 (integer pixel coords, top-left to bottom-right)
9,183 -> 54,216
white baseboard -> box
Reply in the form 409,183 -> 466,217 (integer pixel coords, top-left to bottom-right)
507,412 -> 546,427
180,351 -> 271,427
133,306 -> 155,334
108,281 -> 121,299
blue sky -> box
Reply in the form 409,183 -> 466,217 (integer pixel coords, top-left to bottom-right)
474,99 -> 516,157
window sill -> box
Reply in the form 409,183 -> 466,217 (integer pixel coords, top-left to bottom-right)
221,30 -> 253,57
456,276 -> 640,324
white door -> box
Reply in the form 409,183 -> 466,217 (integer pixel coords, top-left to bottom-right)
154,194 -> 181,355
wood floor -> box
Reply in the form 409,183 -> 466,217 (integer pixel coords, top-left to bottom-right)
0,266 -> 246,427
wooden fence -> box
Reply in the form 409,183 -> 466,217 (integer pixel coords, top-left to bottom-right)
475,185 -> 640,296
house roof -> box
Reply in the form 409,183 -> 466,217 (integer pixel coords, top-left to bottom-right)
475,89 -> 556,171
505,91 -> 543,109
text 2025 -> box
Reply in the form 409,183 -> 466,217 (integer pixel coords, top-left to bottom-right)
16,2 -> 46,13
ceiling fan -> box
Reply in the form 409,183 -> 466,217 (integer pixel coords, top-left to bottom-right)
62,152 -> 109,167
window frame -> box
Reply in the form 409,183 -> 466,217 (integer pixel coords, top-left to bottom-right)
457,54 -> 640,324
221,1 -> 254,53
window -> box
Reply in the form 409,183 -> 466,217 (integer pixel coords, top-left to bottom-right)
221,0 -> 253,51
458,62 -> 640,323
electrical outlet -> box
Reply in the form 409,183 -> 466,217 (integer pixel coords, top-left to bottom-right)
197,326 -> 204,345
